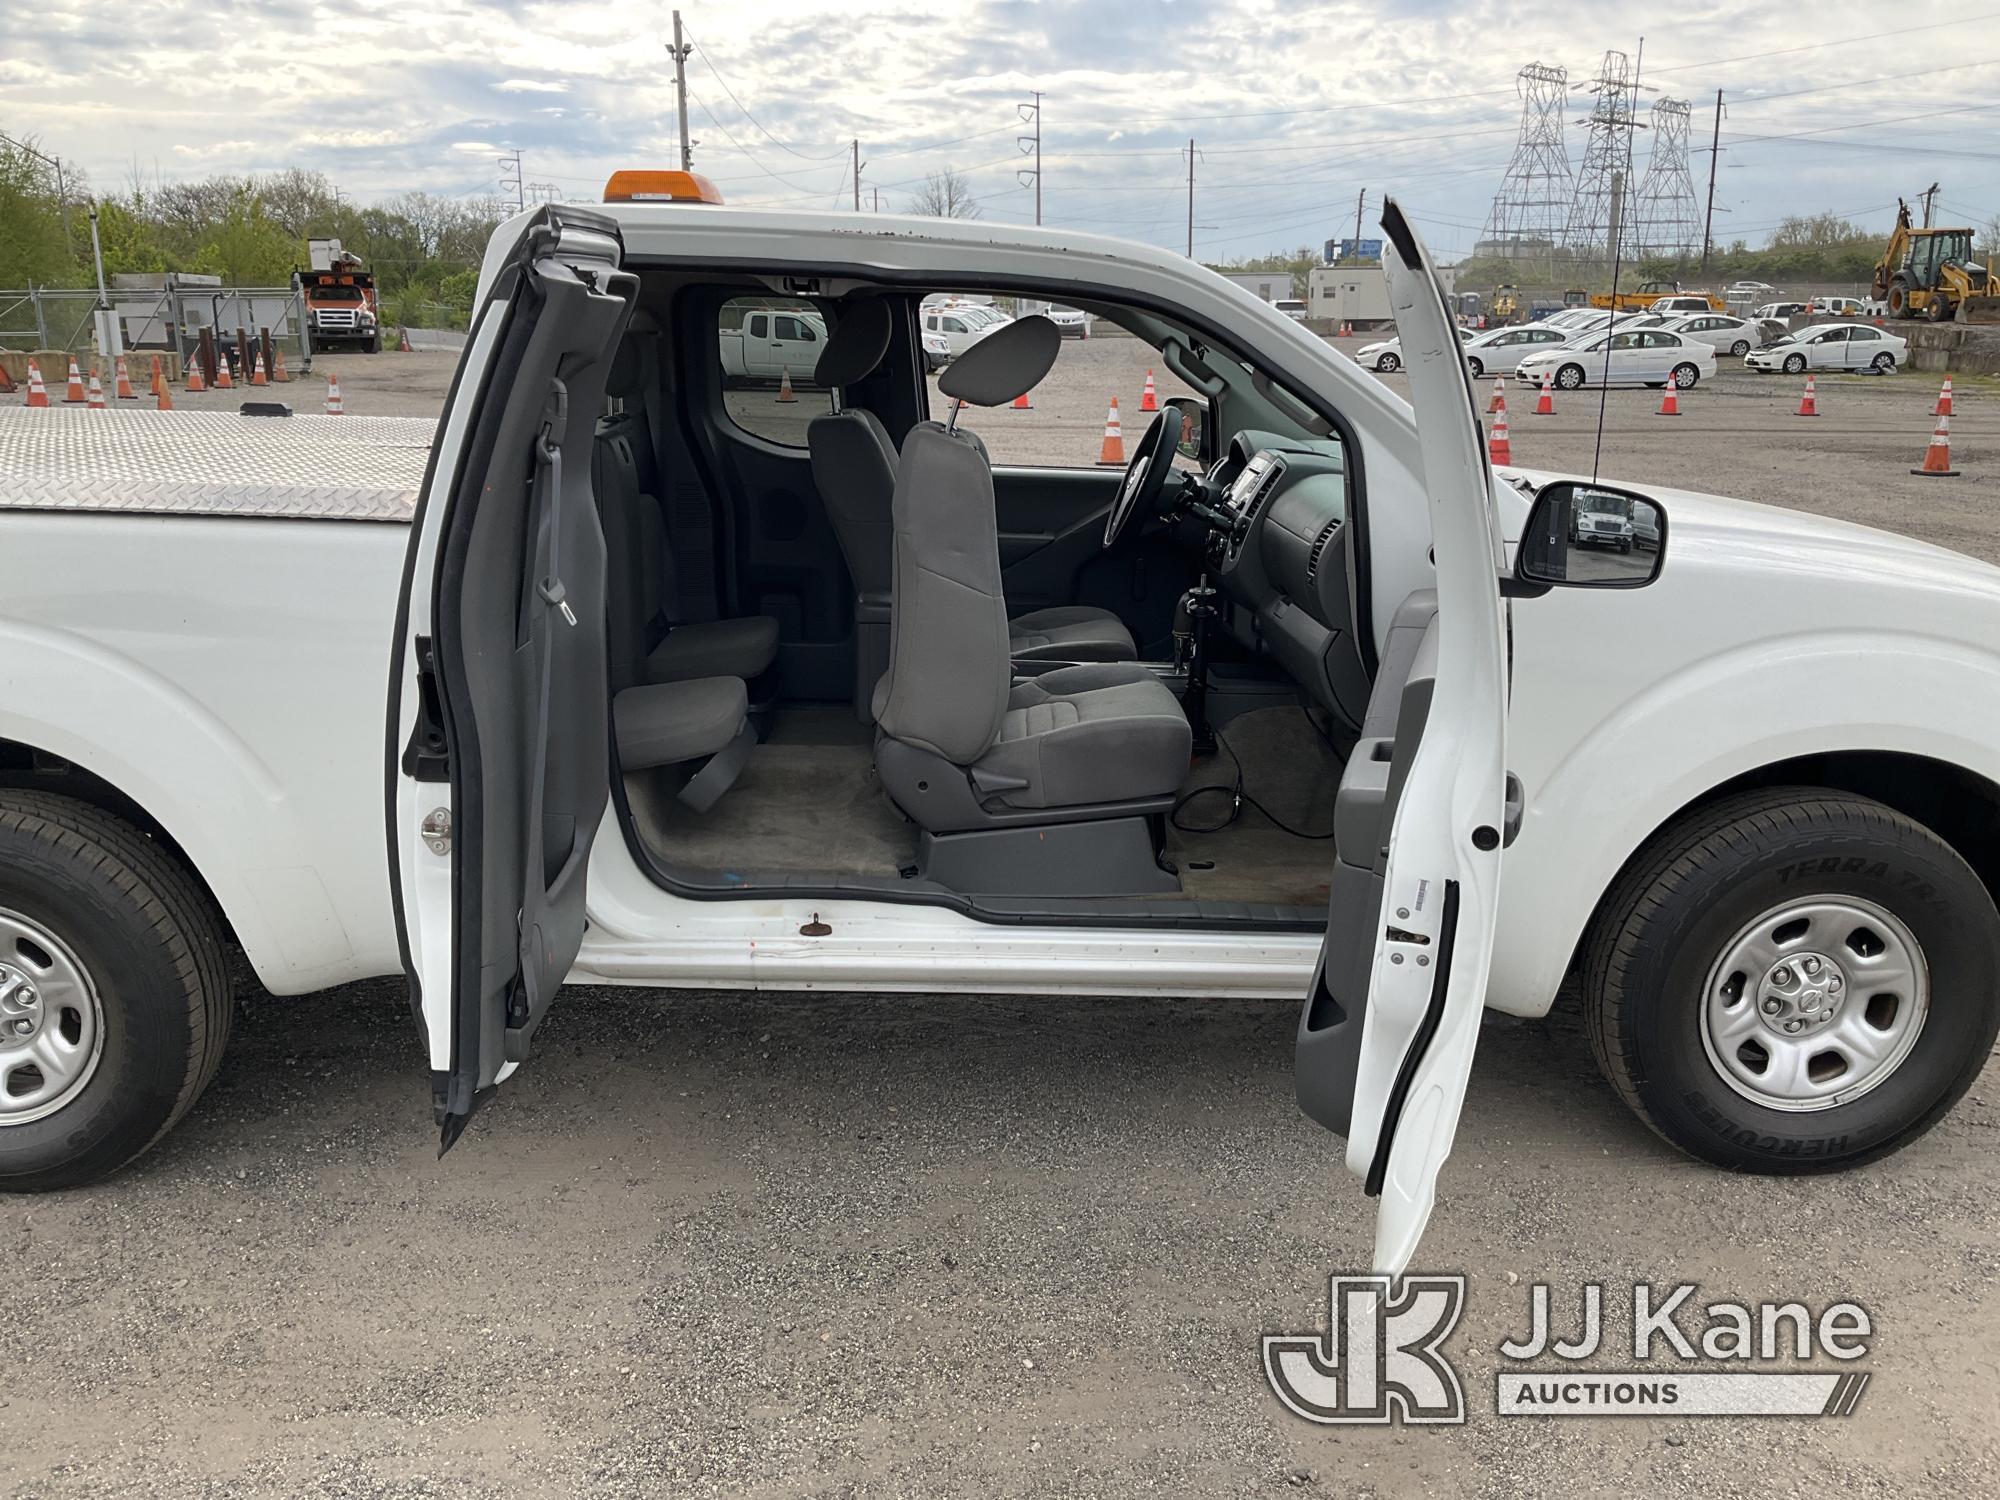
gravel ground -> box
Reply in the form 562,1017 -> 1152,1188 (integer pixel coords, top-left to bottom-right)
6,327 -> 1998,1497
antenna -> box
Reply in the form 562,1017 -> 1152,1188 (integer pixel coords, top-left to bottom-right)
1592,39 -> 1644,483
1482,62 -> 1573,270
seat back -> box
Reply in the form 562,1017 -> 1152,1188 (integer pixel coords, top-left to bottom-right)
873,421 -> 1012,765
807,300 -> 899,599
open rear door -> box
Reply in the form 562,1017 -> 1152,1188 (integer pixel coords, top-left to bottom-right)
388,206 -> 636,1150
1293,201 -> 1510,1276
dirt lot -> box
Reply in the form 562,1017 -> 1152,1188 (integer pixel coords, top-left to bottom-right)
5,331 -> 1998,1498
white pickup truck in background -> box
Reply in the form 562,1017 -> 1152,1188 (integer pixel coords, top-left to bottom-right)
3,198 -> 1997,1277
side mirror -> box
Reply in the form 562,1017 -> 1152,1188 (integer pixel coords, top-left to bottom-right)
1165,397 -> 1206,462
1515,481 -> 1666,589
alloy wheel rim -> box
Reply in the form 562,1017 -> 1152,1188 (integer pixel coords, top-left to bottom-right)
0,908 -> 106,1126
1699,894 -> 1929,1113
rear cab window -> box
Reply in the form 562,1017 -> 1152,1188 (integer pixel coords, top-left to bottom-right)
718,295 -> 827,446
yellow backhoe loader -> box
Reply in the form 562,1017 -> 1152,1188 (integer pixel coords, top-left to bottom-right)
1875,199 -> 2000,323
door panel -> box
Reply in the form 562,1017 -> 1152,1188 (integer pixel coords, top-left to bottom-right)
1294,200 -> 1509,1277
390,207 -> 635,1148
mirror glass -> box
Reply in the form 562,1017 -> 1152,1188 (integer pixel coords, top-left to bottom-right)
1168,397 -> 1205,461
1516,481 -> 1666,588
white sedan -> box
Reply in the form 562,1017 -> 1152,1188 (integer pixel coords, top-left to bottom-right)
1659,312 -> 1762,358
1515,327 -> 1718,391
1354,325 -> 1470,373
1459,323 -> 1578,378
1744,322 -> 1906,376
921,305 -> 1009,358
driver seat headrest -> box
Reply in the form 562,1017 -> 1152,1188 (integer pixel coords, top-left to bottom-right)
815,299 -> 895,388
937,315 -> 1061,407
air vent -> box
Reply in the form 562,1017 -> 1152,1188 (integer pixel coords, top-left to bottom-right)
1306,519 -> 1340,582
1249,457 -> 1286,512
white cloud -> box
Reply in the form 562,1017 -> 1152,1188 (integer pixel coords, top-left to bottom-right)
495,79 -> 568,94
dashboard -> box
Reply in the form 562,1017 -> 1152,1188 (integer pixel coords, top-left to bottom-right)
1200,429 -> 1370,730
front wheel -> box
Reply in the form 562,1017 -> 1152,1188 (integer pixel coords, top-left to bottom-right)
1585,788 -> 2000,1172
1466,357 -> 1484,378
0,793 -> 232,1191
1376,352 -> 1400,373
1671,363 -> 1700,389
1783,353 -> 1807,374
1555,363 -> 1586,391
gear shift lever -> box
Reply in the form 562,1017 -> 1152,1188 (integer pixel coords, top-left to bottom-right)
1176,575 -> 1219,757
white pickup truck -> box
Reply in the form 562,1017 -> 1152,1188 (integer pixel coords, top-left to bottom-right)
4,192 -> 1997,1276
717,303 -> 827,384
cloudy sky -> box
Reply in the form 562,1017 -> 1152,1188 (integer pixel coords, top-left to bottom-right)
4,0 -> 1997,260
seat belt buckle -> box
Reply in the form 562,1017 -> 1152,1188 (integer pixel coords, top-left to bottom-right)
539,576 -> 578,627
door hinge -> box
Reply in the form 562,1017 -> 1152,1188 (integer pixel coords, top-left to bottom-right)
420,806 -> 452,855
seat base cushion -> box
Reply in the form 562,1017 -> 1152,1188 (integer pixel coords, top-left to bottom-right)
615,675 -> 749,769
974,662 -> 1191,809
1006,605 -> 1137,662
647,615 -> 779,684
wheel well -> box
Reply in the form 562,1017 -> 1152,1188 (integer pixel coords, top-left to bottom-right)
1573,751 -> 2000,978
0,737 -> 238,949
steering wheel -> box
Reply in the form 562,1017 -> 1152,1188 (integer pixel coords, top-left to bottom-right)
1102,410 -> 1179,548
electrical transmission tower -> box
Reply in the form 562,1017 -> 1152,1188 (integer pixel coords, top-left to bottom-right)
1630,98 -> 1700,260
1563,50 -> 1640,260
1482,63 -> 1573,260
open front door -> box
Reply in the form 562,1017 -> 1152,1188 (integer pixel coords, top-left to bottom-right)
389,206 -> 636,1150
1293,201 -> 1510,1276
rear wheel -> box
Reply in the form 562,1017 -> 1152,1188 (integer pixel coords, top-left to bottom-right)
1871,351 -> 1896,374
0,793 -> 232,1191
1585,788 -> 2000,1172
1887,277 -> 1914,319
1729,339 -> 1750,357
1671,363 -> 1700,389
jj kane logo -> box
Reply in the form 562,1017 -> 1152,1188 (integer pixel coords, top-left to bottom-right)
1264,1276 -> 1873,1425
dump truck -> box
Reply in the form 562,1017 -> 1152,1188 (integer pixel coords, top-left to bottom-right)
1874,198 -> 2000,323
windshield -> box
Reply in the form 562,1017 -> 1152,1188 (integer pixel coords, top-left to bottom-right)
312,285 -> 364,303
1579,490 -> 1633,518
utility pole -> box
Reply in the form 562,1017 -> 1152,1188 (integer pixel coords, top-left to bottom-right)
852,139 -> 862,211
1920,181 -> 1940,228
1352,189 -> 1366,257
670,12 -> 694,172
1017,93 -> 1043,226
1607,169 -> 1625,266
86,200 -> 121,359
872,187 -> 879,212
1700,89 -> 1723,272
1185,138 -> 1197,257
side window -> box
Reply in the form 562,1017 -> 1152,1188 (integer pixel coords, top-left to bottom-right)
942,317 -> 968,335
1850,327 -> 1879,342
921,293 -> 1205,470
1819,328 -> 1848,343
1610,332 -> 1641,350
717,295 -> 828,448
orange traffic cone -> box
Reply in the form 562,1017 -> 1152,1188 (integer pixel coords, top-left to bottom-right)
0,361 -> 13,394
24,358 -> 50,407
1533,370 -> 1555,415
150,355 -> 165,397
1912,414 -> 1959,477
86,367 -> 107,409
1795,374 -> 1817,417
324,373 -> 344,414
215,351 -> 234,389
1487,407 -> 1512,466
62,356 -> 87,403
273,346 -> 291,382
399,327 -> 414,354
156,380 -> 174,411
1934,377 -> 1953,417
776,368 -> 796,403
1011,389 -> 1032,411
113,355 -> 136,400
186,354 -> 206,393
1139,369 -> 1159,412
249,347 -> 267,386
1658,383 -> 1681,417
1486,374 -> 1505,414
1096,396 -> 1126,466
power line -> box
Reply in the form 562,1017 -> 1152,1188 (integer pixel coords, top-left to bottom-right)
685,31 -> 847,161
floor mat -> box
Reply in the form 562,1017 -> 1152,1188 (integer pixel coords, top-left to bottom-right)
627,731 -> 915,880
1163,704 -> 1342,908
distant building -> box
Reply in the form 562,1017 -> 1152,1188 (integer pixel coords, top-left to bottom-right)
1216,270 -> 1294,303
1309,264 -> 1459,327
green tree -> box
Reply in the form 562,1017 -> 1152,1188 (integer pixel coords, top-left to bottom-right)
192,191 -> 299,284
0,134 -> 85,286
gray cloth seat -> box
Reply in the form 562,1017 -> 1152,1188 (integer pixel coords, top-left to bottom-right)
806,300 -> 1136,667
872,317 -> 1190,831
599,330 -> 778,690
614,675 -> 748,768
